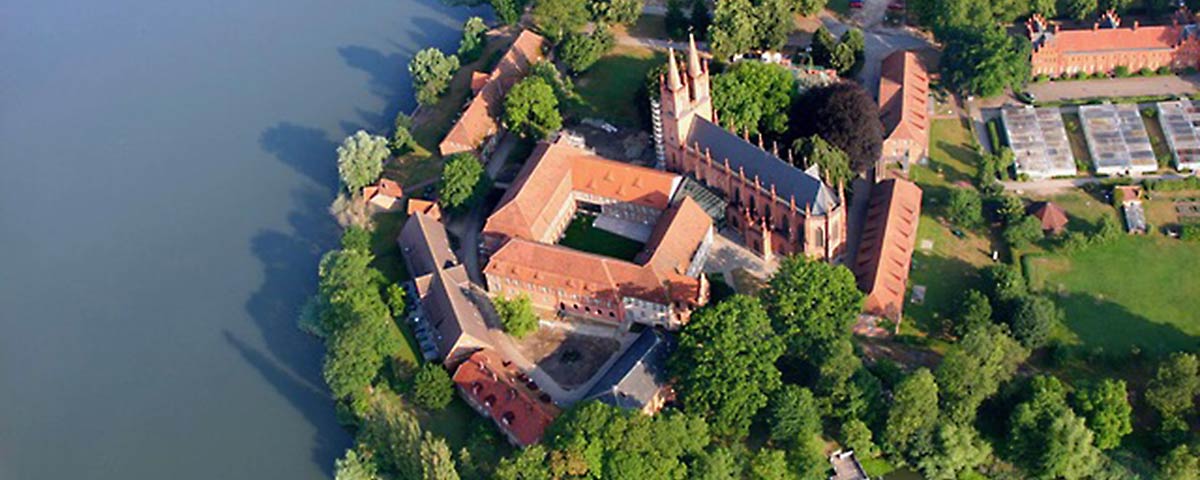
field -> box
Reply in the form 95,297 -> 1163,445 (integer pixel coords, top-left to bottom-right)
1025,235 -> 1200,355
558,213 -> 646,261
572,46 -> 665,127
902,118 -> 993,339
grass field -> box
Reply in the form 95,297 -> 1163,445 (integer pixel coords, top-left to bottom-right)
558,213 -> 646,261
1026,235 -> 1200,354
572,46 -> 665,127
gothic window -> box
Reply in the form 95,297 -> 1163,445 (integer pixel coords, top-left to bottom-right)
815,227 -> 825,248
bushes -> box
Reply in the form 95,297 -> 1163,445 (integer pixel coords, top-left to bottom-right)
1157,65 -> 1172,75
947,188 -> 984,229
457,17 -> 488,64
1138,67 -> 1154,77
559,25 -> 614,73
1182,223 -> 1200,241
1144,176 -> 1200,191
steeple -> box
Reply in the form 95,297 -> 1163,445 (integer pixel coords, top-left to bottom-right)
688,34 -> 703,77
667,48 -> 684,92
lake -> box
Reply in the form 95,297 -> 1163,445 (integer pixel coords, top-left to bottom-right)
0,1 -> 486,478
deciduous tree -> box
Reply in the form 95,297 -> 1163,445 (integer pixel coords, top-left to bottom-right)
504,76 -> 562,139
1160,445 -> 1200,480
749,448 -> 791,480
754,0 -> 794,52
338,131 -> 389,193
492,0 -> 525,25
941,26 -> 1030,98
358,395 -> 425,478
457,17 -> 488,63
767,385 -> 821,446
420,432 -> 461,480
713,61 -> 796,135
494,294 -> 539,338
438,152 -> 487,210
671,295 -> 784,438
1145,353 -> 1200,439
947,188 -> 983,228
589,0 -> 642,25
884,368 -> 939,460
1008,376 -> 1103,479
709,0 -> 756,59
761,255 -> 863,357
792,135 -> 852,188
917,421 -> 992,480
1010,295 -> 1061,349
494,445 -> 552,480
533,0 -> 589,42
1004,215 -> 1045,249
953,290 -> 992,338
409,48 -> 460,106
936,324 -> 1028,423
790,82 -> 884,174
1073,379 -> 1133,450
412,363 -> 455,410
559,25 -> 615,73
336,448 -> 381,480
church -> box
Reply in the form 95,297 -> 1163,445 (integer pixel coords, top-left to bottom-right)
660,37 -> 847,262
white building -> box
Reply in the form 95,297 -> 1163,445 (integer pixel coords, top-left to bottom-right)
1002,105 -> 1078,179
1155,100 -> 1200,171
1079,103 -> 1158,176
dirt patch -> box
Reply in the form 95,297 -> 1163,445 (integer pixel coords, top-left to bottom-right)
512,328 -> 621,390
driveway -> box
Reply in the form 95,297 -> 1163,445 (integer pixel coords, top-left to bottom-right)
1001,173 -> 1193,195
1025,75 -> 1200,103
818,14 -> 936,96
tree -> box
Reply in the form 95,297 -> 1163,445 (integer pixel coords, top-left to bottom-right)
665,0 -> 690,39
954,290 -> 992,338
941,26 -> 1030,98
712,61 -> 796,135
936,324 -> 1028,423
341,225 -> 372,252
504,76 -> 562,139
671,295 -> 784,438
420,432 -> 461,480
754,0 -> 794,51
1103,0 -> 1132,14
392,112 -> 416,154
492,0 -> 524,25
336,448 -> 381,480
691,0 -> 712,39
409,48 -> 460,106
589,0 -> 642,25
1008,376 -> 1102,479
996,194 -> 1025,225
692,447 -> 742,480
947,188 -> 983,228
709,0 -> 756,59
749,448 -> 790,480
841,418 -> 878,458
533,0 -> 589,42
457,17 -> 488,63
1160,445 -> 1200,480
1073,379 -> 1133,450
767,385 -> 821,446
1030,0 -> 1056,17
790,82 -> 884,174
839,28 -> 865,76
793,0 -> 828,15
358,395 -> 425,478
559,25 -> 614,73
1145,353 -> 1200,438
761,256 -> 863,357
1010,295 -> 1061,349
494,294 -> 539,338
982,263 -> 1027,306
1066,0 -> 1097,20
494,446 -> 551,480
412,363 -> 454,410
1004,215 -> 1045,249
337,131 -> 389,193
792,135 -> 852,188
884,368 -> 939,459
438,152 -> 487,210
917,421 -> 992,480
386,283 -> 407,319
810,26 -> 838,70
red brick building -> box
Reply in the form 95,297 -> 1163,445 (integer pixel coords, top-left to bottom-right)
482,136 -> 713,330
661,37 -> 847,261
439,30 -> 545,156
1027,10 -> 1200,78
878,50 -> 930,171
853,179 -> 922,322
452,350 -> 559,446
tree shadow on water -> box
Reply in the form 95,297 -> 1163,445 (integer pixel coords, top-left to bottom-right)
259,122 -> 339,192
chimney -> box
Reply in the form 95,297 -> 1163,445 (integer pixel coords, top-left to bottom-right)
1054,23 -> 1060,33
1093,22 -> 1099,31
1133,20 -> 1139,30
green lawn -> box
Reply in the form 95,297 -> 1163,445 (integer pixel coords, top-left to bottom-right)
370,210 -> 422,366
572,46 -> 665,127
1026,235 -> 1200,355
558,213 -> 645,261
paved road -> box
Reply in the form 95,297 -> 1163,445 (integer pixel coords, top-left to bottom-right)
1025,75 -> 1200,103
1001,173 -> 1194,194
818,13 -> 936,96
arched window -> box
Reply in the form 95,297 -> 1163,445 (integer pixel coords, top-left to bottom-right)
780,214 -> 790,236
815,227 -> 825,248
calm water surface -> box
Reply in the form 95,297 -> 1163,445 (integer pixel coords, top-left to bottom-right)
0,1 -> 485,478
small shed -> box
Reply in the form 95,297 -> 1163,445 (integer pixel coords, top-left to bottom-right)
362,178 -> 404,212
1029,201 -> 1069,235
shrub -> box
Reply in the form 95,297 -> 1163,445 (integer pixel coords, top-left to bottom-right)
1139,67 -> 1154,77
947,188 -> 984,229
386,283 -> 407,318
412,363 -> 454,410
1157,66 -> 1172,75
1182,223 -> 1200,241
457,17 -> 488,64
1073,72 -> 1087,80
1035,74 -> 1050,83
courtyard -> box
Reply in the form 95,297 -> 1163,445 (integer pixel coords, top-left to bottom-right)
511,324 -> 623,390
558,212 -> 646,262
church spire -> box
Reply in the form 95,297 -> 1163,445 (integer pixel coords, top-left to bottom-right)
667,48 -> 684,92
687,34 -> 703,78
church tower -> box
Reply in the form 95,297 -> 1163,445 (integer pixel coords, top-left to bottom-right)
660,35 -> 714,170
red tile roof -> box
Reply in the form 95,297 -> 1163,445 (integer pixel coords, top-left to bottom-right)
879,50 -> 929,148
638,196 -> 713,276
362,178 -> 404,203
484,136 -> 680,244
854,179 -> 922,321
1030,201 -> 1069,234
453,350 -> 559,446
440,30 -> 546,156
406,198 -> 443,222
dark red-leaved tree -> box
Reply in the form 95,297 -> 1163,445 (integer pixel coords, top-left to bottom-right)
788,82 -> 883,176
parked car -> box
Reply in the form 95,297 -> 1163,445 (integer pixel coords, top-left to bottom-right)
888,1 -> 904,10
850,0 -> 863,7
